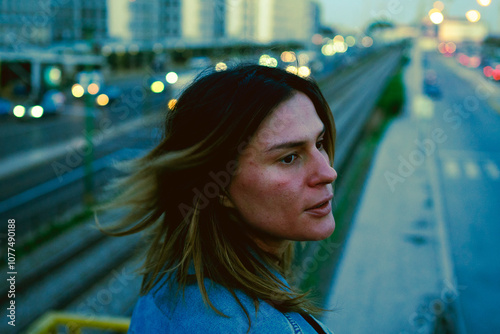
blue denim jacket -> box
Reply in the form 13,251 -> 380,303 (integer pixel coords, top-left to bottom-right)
128,268 -> 334,334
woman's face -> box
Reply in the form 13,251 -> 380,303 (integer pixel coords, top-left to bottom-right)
227,92 -> 337,254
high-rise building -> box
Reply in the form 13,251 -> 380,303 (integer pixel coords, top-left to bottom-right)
226,0 -> 316,45
182,0 -> 226,44
53,0 -> 108,42
0,0 -> 53,47
125,0 -> 183,43
0,0 -> 108,47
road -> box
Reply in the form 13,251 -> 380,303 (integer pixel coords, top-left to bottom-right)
419,50 -> 500,333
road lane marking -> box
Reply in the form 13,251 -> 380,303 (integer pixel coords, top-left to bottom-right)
427,150 -> 467,334
444,160 -> 460,179
464,161 -> 480,179
485,161 -> 500,180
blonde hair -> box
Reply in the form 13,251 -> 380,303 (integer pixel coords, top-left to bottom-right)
98,64 -> 336,329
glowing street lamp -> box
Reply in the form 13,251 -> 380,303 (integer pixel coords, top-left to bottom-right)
429,9 -> 444,24
466,10 -> 481,23
166,72 -> 178,84
477,0 -> 491,6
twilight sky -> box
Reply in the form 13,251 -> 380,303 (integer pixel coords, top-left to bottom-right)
318,0 -> 500,33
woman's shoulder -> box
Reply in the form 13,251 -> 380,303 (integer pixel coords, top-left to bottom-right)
128,275 -> 291,333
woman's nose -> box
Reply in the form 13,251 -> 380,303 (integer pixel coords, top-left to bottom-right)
308,150 -> 337,186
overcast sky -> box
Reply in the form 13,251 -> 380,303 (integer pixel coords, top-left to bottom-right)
317,0 -> 500,33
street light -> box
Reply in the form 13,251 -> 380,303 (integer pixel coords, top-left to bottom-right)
477,0 -> 491,6
166,72 -> 178,84
429,8 -> 444,24
466,10 -> 481,23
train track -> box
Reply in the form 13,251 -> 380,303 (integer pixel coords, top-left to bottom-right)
0,210 -> 144,333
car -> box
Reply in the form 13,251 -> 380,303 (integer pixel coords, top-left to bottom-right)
0,97 -> 13,116
423,82 -> 441,99
98,85 -> 122,102
423,70 -> 441,99
40,89 -> 66,114
12,90 -> 66,119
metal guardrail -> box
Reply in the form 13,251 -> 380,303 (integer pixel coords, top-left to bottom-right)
25,311 -> 129,333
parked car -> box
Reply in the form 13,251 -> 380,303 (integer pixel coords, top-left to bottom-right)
423,70 -> 441,99
423,82 -> 441,99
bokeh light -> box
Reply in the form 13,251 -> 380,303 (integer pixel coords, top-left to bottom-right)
13,105 -> 25,118
151,81 -> 165,93
30,105 -> 44,118
458,53 -> 468,66
321,44 -> 335,56
71,84 -> 84,98
258,54 -> 278,67
311,34 -> 323,45
166,71 -> 179,84
361,36 -> 373,48
477,0 -> 491,6
345,36 -> 356,47
87,83 -> 100,95
168,99 -> 177,110
483,66 -> 493,77
433,1 -> 445,11
298,66 -> 311,78
493,69 -> 500,81
281,51 -> 296,63
48,67 -> 62,85
446,42 -> 456,53
469,56 -> 481,68
153,43 -> 163,54
215,62 -> 227,71
466,10 -> 480,23
333,35 -> 344,43
298,53 -> 309,65
96,94 -> 109,106
334,41 -> 348,53
429,10 -> 444,24
101,45 -> 112,56
285,66 -> 298,75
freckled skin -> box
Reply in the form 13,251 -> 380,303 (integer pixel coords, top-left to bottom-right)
227,92 -> 337,255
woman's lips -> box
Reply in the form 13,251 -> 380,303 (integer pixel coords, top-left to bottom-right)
305,200 -> 332,217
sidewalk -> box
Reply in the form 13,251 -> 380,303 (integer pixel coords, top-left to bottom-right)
322,115 -> 446,333
321,41 -> 456,333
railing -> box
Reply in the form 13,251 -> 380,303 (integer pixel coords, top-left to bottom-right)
25,311 -> 129,334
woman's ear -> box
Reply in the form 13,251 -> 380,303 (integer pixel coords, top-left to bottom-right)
219,194 -> 236,208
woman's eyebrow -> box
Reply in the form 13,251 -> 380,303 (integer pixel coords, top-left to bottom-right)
265,127 -> 325,152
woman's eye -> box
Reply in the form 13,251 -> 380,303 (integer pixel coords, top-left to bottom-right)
316,139 -> 325,150
281,154 -> 297,164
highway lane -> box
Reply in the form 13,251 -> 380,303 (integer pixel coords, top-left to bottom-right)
0,88 -> 169,158
420,51 -> 500,333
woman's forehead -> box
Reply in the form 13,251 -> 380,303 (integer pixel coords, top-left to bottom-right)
250,93 -> 324,151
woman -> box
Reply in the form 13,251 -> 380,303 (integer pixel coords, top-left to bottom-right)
100,64 -> 337,333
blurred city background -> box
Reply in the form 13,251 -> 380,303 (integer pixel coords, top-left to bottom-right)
0,0 -> 499,333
